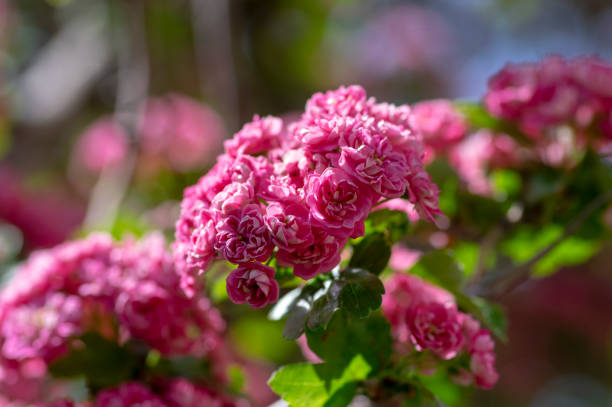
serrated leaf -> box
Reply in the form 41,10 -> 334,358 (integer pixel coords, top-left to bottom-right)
307,281 -> 342,330
282,300 -> 311,340
409,251 -> 465,293
349,232 -> 391,275
268,355 -> 371,407
306,311 -> 392,374
337,269 -> 385,318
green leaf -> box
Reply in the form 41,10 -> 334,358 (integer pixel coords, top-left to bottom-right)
149,355 -> 210,380
409,251 -> 465,293
364,209 -> 412,244
49,332 -> 138,390
306,312 -> 392,374
349,232 -> 392,275
454,102 -> 527,144
337,269 -> 385,318
307,281 -> 342,330
491,169 -> 522,200
268,355 -> 371,407
456,294 -> 508,342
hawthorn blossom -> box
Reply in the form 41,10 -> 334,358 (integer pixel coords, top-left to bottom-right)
264,201 -> 314,250
214,204 -> 273,264
382,273 -> 498,388
94,382 -> 167,407
305,167 -> 373,237
405,302 -> 464,359
175,85 -> 440,303
276,227 -> 347,280
226,263 -> 279,309
225,115 -> 282,157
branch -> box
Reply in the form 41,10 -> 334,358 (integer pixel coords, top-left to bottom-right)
83,0 -> 149,231
477,189 -> 612,299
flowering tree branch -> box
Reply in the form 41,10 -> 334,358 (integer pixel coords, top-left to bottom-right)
477,189 -> 612,299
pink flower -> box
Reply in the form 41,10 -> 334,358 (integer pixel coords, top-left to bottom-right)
382,273 -> 455,347
1,293 -> 83,362
305,167 -> 373,238
163,378 -> 241,407
406,302 -> 464,359
225,115 -> 283,157
410,100 -> 468,161
388,246 -> 421,273
94,382 -> 167,407
264,201 -> 314,250
139,94 -> 225,171
74,117 -> 128,173
303,85 -> 369,121
214,204 -> 273,264
405,167 -> 442,222
470,350 -> 499,389
226,263 -> 279,308
276,227 -> 347,279
339,133 -> 409,198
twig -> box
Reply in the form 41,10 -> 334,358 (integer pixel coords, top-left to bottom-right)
190,0 -> 240,131
83,0 -> 148,231
478,189 -> 612,299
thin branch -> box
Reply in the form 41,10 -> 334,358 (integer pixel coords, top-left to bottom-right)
83,0 -> 149,231
190,0 -> 240,131
477,189 -> 612,299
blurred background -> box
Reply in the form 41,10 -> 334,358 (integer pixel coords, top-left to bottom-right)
1,0 -> 611,406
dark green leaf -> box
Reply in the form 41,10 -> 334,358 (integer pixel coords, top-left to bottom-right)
49,332 -> 138,390
349,232 -> 392,275
306,311 -> 392,374
337,269 -> 385,318
268,355 -> 371,407
307,281 -> 342,330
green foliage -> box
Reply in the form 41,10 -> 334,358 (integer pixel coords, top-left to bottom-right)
49,332 -> 139,391
364,209 -> 412,244
271,267 -> 386,339
306,311 -> 392,375
409,251 -> 465,293
338,268 -> 385,318
456,295 -> 508,342
500,224 -> 602,277
230,316 -> 298,363
268,355 -> 371,407
349,232 -> 392,275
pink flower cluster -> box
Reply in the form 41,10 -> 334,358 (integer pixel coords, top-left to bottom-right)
0,234 -> 225,403
485,56 -> 612,148
74,94 -> 225,174
382,273 -> 498,389
30,380 -> 245,407
174,85 -> 441,308
410,100 -> 517,195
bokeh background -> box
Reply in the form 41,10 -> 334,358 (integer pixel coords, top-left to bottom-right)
1,1 -> 611,406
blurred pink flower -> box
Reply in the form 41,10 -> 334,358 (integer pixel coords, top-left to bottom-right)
74,117 -> 129,173
139,94 -> 225,171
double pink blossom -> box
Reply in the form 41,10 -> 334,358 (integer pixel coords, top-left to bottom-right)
214,204 -> 273,264
305,167 -> 373,237
226,263 -> 279,309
